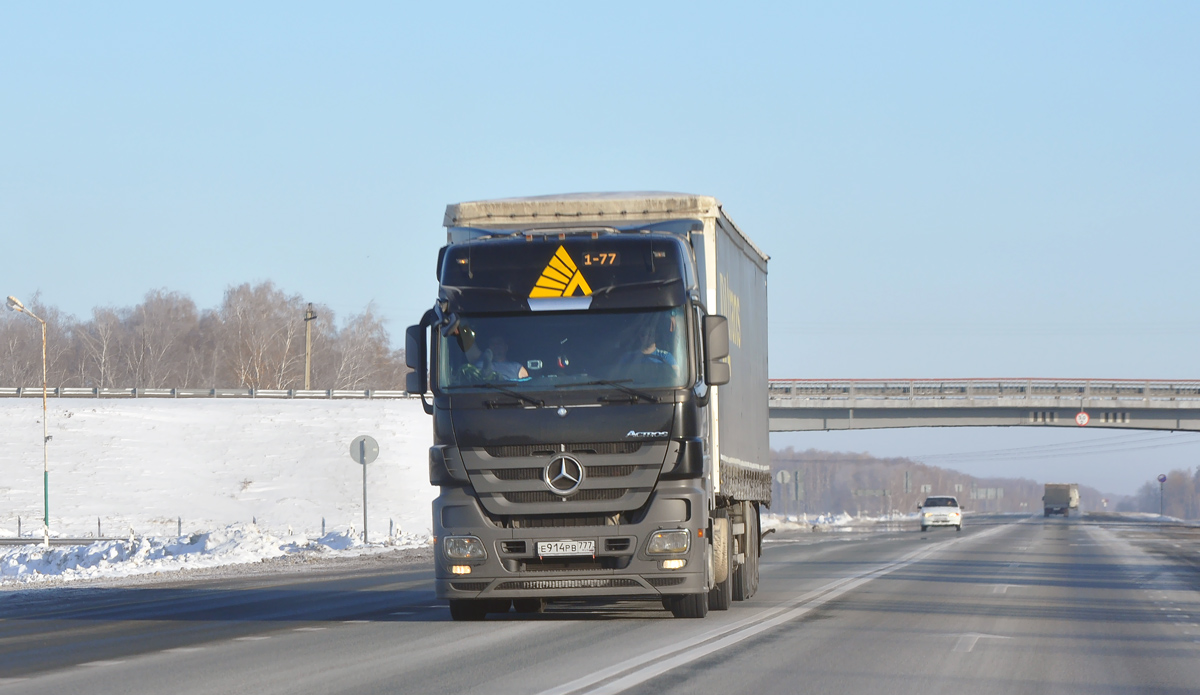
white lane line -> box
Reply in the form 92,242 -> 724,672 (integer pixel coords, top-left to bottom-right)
78,660 -> 125,667
163,647 -> 206,654
991,585 -> 1011,594
950,633 -> 1011,653
294,627 -> 327,632
540,524 -> 1011,695
234,636 -> 271,641
343,620 -> 370,624
0,679 -> 30,685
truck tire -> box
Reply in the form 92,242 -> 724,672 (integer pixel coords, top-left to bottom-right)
669,592 -> 709,619
449,599 -> 489,621
512,598 -> 545,614
709,511 -> 732,610
732,502 -> 759,601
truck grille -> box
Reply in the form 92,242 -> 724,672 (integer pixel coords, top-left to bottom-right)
491,465 -> 636,481
509,514 -> 618,528
491,468 -> 543,481
450,581 -> 489,592
485,442 -> 642,457
496,578 -> 641,591
646,577 -> 686,587
503,489 -> 625,504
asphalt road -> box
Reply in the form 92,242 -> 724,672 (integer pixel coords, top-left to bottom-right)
2,514 -> 1198,694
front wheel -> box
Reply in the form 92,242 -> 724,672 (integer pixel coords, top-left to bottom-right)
921,526 -> 928,532
668,592 -> 709,619
448,599 -> 489,621
956,525 -> 962,532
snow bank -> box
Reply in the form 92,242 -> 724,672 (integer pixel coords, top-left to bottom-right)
0,523 -> 428,585
0,399 -> 436,583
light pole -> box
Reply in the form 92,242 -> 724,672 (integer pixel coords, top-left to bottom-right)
303,303 -> 318,390
6,296 -> 49,547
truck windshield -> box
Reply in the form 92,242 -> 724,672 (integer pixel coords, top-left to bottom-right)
437,308 -> 689,392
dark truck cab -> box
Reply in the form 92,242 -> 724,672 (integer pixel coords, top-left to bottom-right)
406,193 -> 769,620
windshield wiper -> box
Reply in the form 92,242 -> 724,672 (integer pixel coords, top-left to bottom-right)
554,379 -> 660,404
446,383 -> 545,408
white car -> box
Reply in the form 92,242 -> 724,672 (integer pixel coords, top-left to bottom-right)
919,496 -> 963,532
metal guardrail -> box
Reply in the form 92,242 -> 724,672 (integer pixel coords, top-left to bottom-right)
0,387 -> 415,400
768,379 -> 1200,404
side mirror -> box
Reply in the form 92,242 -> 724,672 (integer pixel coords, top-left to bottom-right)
703,315 -> 731,386
405,324 -> 427,395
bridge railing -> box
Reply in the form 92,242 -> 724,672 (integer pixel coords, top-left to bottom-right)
769,379 -> 1200,403
0,387 -> 415,400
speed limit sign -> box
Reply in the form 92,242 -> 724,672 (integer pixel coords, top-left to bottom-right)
1075,411 -> 1090,426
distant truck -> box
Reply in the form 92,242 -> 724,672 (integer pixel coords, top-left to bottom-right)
406,193 -> 771,620
1043,483 -> 1080,517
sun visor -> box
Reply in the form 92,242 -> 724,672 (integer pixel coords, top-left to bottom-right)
439,235 -> 691,313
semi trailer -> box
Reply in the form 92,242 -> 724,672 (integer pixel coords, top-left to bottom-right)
405,192 -> 770,619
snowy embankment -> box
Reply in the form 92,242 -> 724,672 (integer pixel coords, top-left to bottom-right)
0,399 -> 435,585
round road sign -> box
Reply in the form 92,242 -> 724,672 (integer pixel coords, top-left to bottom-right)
775,470 -> 792,485
349,435 -> 380,465
1075,411 -> 1090,426
1157,473 -> 1167,483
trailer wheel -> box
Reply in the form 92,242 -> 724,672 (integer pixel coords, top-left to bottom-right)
733,502 -> 759,601
709,511 -> 732,611
449,599 -> 489,621
669,592 -> 709,619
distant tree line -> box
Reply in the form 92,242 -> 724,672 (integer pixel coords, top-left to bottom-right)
1117,468 -> 1200,519
0,283 -> 408,390
770,448 -> 1108,517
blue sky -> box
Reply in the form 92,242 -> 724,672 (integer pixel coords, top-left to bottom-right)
3,2 -> 1198,495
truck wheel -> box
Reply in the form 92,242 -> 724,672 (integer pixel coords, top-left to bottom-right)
709,511 -> 732,610
733,502 -> 759,601
921,526 -> 927,532
956,525 -> 961,532
512,598 -> 545,614
669,592 -> 709,619
448,599 -> 489,621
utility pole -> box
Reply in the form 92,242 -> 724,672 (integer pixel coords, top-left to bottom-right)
304,303 -> 318,390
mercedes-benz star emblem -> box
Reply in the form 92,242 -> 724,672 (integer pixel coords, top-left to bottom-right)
545,455 -> 584,495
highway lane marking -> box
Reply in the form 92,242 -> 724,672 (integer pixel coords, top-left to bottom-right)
343,620 -> 370,624
539,523 -> 1011,695
78,660 -> 125,667
0,679 -> 30,685
952,633 -> 1010,653
991,584 -> 1012,594
163,647 -> 206,654
294,627 -> 327,631
234,636 -> 271,641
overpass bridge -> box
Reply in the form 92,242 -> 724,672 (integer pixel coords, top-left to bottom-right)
5,380 -> 1200,433
769,379 -> 1200,432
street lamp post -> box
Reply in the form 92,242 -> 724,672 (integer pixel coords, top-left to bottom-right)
6,296 -> 49,547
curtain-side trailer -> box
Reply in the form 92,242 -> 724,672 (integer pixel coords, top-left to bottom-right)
406,192 -> 770,619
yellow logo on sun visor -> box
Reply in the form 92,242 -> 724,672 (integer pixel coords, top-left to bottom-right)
530,246 -> 593,298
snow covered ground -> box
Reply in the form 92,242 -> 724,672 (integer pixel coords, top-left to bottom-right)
0,398 -> 435,584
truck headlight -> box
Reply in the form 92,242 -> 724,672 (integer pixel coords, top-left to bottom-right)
647,530 -> 690,554
443,536 -> 486,560
924,512 -> 933,518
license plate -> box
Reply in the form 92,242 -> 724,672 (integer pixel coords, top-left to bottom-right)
537,540 -> 595,557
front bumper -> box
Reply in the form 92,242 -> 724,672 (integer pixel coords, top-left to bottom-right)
922,513 -> 962,527
434,480 -> 708,600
